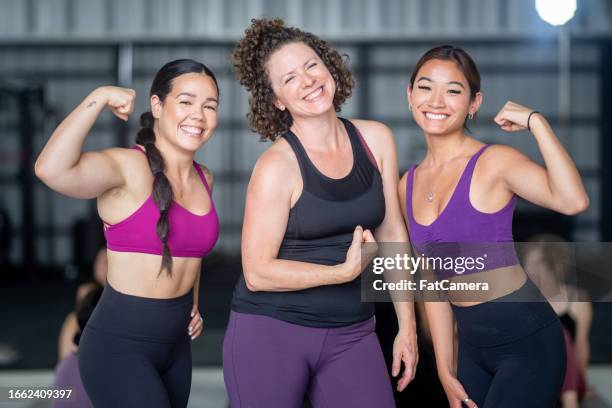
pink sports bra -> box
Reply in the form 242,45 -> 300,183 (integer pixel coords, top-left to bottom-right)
103,146 -> 219,258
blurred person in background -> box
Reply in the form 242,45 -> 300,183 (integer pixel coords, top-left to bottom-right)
57,247 -> 107,361
523,234 -> 593,408
53,285 -> 103,408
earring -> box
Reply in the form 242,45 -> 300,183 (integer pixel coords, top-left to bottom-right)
468,112 -> 474,120
408,104 -> 412,112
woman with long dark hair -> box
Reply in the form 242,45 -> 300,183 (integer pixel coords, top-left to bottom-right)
35,59 -> 220,407
223,19 -> 418,407
399,45 -> 589,407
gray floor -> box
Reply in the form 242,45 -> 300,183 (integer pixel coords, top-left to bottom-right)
2,263 -> 612,407
1,366 -> 612,407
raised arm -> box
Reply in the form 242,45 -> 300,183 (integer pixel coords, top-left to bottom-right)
241,144 -> 373,292
34,86 -> 135,199
492,101 -> 589,215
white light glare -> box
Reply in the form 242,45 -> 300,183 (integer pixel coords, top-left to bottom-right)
535,0 -> 577,26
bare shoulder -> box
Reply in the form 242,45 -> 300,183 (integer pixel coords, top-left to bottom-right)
348,118 -> 397,166
477,143 -> 532,177
196,164 -> 214,188
349,119 -> 394,144
480,144 -> 530,166
103,146 -> 148,168
96,147 -> 150,199
257,137 -> 299,173
249,138 -> 300,192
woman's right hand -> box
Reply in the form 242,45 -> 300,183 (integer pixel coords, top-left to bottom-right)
440,373 -> 478,408
341,225 -> 378,282
94,86 -> 136,121
34,86 -> 135,198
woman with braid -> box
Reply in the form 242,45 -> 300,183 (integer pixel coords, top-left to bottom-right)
35,59 -> 220,407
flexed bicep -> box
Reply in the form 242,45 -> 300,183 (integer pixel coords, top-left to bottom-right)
35,86 -> 135,198
496,144 -> 588,215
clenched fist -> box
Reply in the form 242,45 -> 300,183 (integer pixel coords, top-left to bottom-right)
493,101 -> 541,132
93,86 -> 136,121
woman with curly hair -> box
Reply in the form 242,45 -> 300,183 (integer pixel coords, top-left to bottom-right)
35,59 -> 220,407
223,18 -> 418,407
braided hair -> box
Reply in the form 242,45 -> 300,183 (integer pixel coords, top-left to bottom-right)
136,59 -> 218,276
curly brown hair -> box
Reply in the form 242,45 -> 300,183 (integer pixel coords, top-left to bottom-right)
232,18 -> 355,141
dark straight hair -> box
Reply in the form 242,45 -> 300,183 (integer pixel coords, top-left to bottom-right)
136,59 -> 219,277
410,45 -> 481,130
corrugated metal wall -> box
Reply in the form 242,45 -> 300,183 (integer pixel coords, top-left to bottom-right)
0,0 -> 610,38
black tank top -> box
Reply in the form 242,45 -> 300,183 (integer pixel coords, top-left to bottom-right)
231,118 -> 386,327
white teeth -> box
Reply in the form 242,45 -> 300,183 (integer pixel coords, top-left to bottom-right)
181,126 -> 203,135
425,112 -> 449,120
304,87 -> 323,101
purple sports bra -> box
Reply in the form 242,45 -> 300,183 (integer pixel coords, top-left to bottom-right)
406,144 -> 519,277
103,146 -> 219,258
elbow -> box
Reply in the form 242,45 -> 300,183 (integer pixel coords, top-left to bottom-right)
242,266 -> 262,292
375,225 -> 408,243
560,195 -> 590,216
242,255 -> 280,292
244,277 -> 260,292
34,155 -> 61,186
34,159 -> 46,180
34,159 -> 53,184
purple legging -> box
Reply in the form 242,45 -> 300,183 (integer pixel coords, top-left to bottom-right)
223,311 -> 395,408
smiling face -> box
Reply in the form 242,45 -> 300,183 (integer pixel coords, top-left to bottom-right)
266,41 -> 336,119
408,59 -> 482,136
152,72 -> 218,152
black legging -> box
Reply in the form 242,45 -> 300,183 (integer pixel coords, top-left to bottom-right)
79,282 -> 193,407
453,279 -> 566,407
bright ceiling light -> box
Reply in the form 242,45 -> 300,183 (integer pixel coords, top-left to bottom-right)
535,0 -> 577,26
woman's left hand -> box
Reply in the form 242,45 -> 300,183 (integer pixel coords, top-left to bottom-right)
392,329 -> 419,391
188,305 -> 204,340
494,101 -> 539,132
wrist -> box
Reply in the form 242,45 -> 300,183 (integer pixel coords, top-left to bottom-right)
528,111 -> 547,132
334,263 -> 352,284
397,319 -> 416,336
436,364 -> 455,380
88,87 -> 109,106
